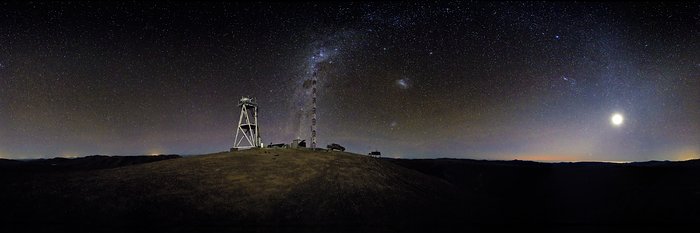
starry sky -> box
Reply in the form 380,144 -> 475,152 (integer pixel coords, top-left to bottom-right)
0,1 -> 698,161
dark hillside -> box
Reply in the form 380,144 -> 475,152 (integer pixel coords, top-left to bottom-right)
3,151 -> 700,230
388,158 -> 700,225
0,149 -> 460,228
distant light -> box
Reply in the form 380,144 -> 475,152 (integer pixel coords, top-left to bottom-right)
611,113 -> 624,126
390,121 -> 397,127
395,78 -> 410,89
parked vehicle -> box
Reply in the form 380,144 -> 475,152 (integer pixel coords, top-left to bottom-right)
326,143 -> 345,152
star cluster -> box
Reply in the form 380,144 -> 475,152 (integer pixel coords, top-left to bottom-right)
0,2 -> 698,161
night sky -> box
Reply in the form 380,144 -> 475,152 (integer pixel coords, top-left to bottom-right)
0,1 -> 698,161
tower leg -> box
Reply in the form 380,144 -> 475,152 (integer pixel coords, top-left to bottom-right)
234,106 -> 245,148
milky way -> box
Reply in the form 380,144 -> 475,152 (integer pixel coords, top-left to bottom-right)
0,2 -> 697,161
290,31 -> 360,141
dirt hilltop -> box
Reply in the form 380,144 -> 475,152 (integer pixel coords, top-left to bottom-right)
0,149 -> 461,227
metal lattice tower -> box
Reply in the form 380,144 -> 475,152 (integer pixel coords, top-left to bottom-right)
311,71 -> 318,149
234,97 -> 262,149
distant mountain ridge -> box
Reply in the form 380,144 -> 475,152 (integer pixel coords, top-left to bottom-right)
0,154 -> 180,172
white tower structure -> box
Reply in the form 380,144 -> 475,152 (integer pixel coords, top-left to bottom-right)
311,71 -> 318,149
234,97 -> 262,149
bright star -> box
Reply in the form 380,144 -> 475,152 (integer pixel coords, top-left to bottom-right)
611,113 -> 624,127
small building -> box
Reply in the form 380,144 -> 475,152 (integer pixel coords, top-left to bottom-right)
291,139 -> 306,148
368,151 -> 381,157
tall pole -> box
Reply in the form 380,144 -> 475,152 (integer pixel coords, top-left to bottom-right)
311,70 -> 317,149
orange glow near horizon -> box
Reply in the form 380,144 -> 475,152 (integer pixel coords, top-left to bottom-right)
513,154 -> 586,162
60,152 -> 80,158
673,147 -> 700,161
147,149 -> 164,156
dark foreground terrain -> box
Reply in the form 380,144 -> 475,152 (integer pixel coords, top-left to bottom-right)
2,149 -> 700,231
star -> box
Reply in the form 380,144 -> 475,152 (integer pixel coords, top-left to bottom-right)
395,78 -> 411,89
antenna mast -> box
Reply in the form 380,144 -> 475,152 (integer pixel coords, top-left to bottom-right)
311,70 -> 318,149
